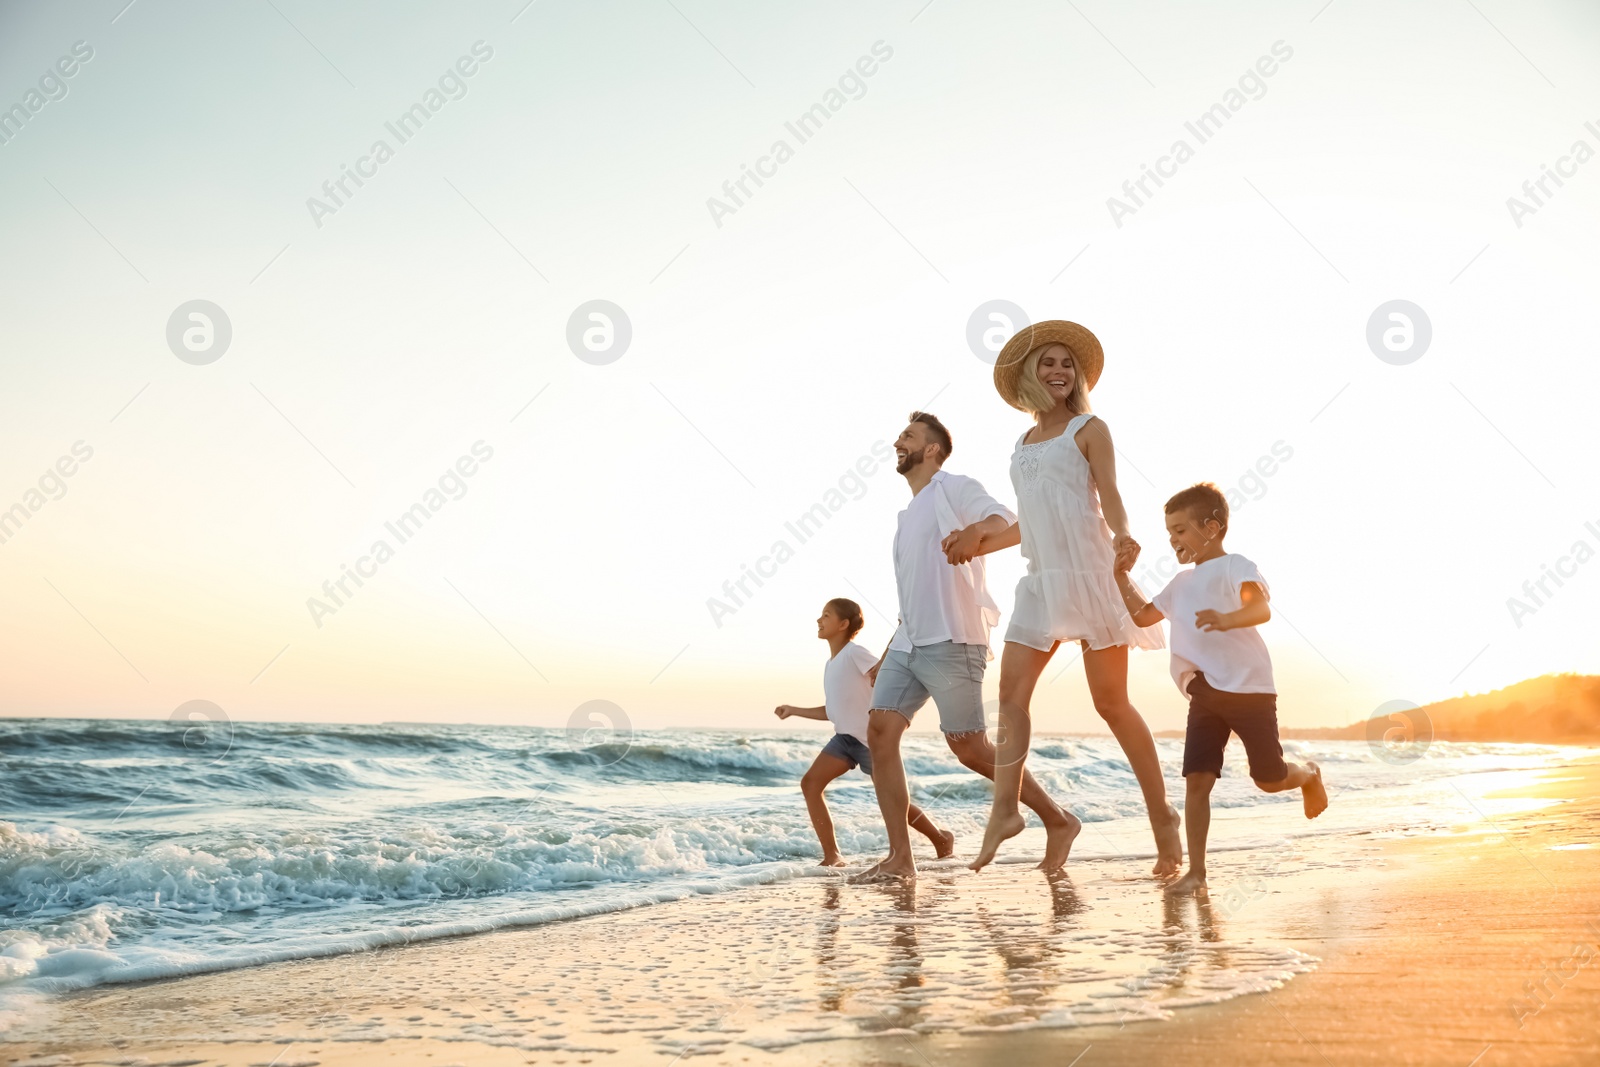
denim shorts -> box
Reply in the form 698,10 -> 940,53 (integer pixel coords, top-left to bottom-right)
821,732 -> 873,775
869,641 -> 988,735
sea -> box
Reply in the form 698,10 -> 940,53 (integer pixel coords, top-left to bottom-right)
0,717 -> 1583,1030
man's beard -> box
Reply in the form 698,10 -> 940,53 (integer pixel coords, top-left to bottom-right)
895,450 -> 923,476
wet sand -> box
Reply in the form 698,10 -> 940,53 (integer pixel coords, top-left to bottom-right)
5,758 -> 1598,1066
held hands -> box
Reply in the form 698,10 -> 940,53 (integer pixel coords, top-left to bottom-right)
1112,534 -> 1140,574
941,524 -> 985,565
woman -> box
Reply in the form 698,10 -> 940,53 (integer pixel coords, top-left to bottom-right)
944,320 -> 1182,876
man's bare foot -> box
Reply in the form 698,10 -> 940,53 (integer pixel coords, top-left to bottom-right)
932,828 -> 957,859
1303,761 -> 1328,818
819,855 -> 848,868
1039,810 -> 1082,872
1152,803 -> 1183,878
852,855 -> 888,881
849,855 -> 916,884
969,811 -> 1026,871
1164,868 -> 1208,896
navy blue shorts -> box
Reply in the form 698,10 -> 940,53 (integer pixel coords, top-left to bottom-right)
1182,672 -> 1288,783
821,733 -> 873,776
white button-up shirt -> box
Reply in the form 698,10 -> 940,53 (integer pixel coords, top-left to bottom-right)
889,470 -> 1017,657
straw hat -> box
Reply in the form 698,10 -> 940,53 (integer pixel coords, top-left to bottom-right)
993,320 -> 1104,411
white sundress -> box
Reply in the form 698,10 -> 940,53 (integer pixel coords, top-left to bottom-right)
1004,412 -> 1166,653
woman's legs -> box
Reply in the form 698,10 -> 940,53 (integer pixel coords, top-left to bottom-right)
970,640 -> 1057,870
1082,643 -> 1183,877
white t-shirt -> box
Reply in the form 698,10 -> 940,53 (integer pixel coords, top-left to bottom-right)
1151,553 -> 1275,696
889,470 -> 1016,656
822,641 -> 879,743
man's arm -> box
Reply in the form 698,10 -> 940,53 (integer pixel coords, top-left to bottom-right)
869,629 -> 897,684
1195,582 -> 1270,632
941,477 -> 1020,563
775,704 -> 828,721
942,515 -> 1017,563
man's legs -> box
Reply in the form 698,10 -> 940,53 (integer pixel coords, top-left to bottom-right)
1168,772 -> 1215,895
800,751 -> 854,866
907,802 -> 956,857
852,709 -> 917,882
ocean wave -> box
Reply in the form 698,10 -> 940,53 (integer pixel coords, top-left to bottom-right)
0,720 -> 1580,1029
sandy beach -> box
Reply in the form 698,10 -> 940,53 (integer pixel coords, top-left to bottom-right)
5,756 -> 1598,1067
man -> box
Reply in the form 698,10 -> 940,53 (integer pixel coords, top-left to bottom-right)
854,412 -> 1081,883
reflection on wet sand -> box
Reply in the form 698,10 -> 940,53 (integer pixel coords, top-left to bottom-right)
18,861 -> 1318,1060
799,864 -> 1309,1041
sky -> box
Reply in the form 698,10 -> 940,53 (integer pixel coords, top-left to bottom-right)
1,0 -> 1597,736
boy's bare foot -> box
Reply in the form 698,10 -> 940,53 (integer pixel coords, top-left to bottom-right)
932,828 -> 957,859
1040,810 -> 1082,872
819,856 -> 848,868
969,811 -> 1025,871
849,855 -> 916,884
1152,803 -> 1183,878
1164,869 -> 1208,896
1303,761 -> 1328,819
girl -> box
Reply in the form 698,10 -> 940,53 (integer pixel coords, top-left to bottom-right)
774,598 -> 954,866
943,321 -> 1182,876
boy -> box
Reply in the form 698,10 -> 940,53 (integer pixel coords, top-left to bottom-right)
775,598 -> 955,867
1113,483 -> 1327,896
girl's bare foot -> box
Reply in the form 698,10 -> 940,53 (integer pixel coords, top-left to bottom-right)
969,811 -> 1026,871
1040,810 -> 1082,872
1303,761 -> 1328,818
819,856 -> 848,868
932,828 -> 957,859
1152,803 -> 1183,878
1164,868 -> 1207,896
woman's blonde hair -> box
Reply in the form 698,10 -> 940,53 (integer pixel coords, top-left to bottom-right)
1014,343 -> 1092,419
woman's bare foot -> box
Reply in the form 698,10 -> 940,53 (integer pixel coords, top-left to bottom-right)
1303,761 -> 1328,818
1152,803 -> 1183,878
1040,810 -> 1082,872
1164,868 -> 1207,896
969,811 -> 1026,871
819,855 -> 848,868
932,828 -> 957,859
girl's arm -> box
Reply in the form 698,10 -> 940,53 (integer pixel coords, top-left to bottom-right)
1079,417 -> 1138,558
775,704 -> 828,721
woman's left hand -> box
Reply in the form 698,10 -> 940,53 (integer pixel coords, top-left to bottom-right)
1113,533 -> 1140,566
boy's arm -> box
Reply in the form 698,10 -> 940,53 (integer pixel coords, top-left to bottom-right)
1113,543 -> 1165,628
1195,582 -> 1271,632
774,704 -> 828,720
